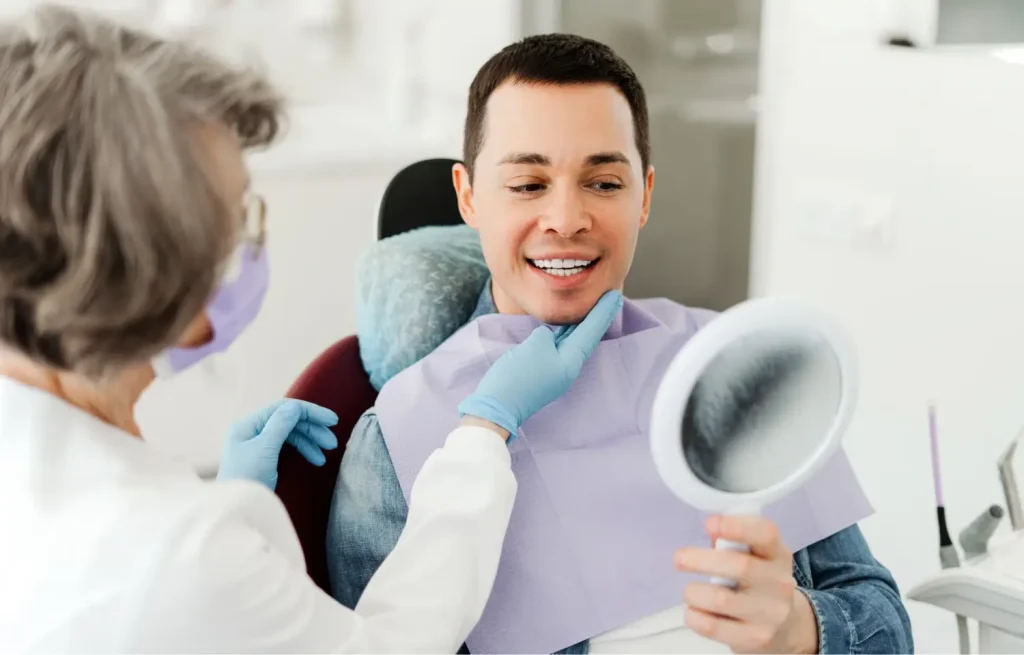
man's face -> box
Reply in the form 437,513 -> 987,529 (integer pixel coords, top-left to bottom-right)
453,81 -> 654,324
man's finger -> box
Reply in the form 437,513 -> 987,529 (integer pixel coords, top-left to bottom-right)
674,547 -> 774,585
685,606 -> 775,653
557,290 -> 622,363
709,515 -> 790,561
684,582 -> 787,624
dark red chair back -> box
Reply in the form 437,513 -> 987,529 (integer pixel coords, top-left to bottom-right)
276,157 -> 459,594
276,335 -> 377,592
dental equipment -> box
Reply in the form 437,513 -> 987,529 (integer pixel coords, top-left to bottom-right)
910,425 -> 1024,653
998,430 -> 1023,531
930,405 -> 971,654
960,506 -> 1005,560
908,527 -> 1024,653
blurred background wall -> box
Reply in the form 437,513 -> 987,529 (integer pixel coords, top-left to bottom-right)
8,1 -> 1024,651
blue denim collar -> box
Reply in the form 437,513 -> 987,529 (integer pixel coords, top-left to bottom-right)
470,278 -> 498,321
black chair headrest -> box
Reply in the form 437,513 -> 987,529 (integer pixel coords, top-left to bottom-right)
377,158 -> 465,240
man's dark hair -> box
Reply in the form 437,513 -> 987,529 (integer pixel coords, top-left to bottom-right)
463,33 -> 649,180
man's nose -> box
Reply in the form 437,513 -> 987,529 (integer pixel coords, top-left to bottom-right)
537,186 -> 592,238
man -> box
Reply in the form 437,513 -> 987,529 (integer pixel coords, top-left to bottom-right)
328,34 -> 913,654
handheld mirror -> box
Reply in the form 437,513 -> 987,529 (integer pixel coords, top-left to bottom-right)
649,298 -> 858,586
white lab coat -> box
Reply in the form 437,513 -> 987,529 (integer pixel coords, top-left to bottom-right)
0,375 -> 516,653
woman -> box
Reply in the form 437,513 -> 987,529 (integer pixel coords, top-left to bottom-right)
0,6 -> 622,652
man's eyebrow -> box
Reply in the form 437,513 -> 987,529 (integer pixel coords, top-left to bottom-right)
497,151 -> 630,167
499,152 -> 552,166
585,151 -> 630,167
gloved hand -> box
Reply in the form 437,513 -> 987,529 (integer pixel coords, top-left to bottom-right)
217,399 -> 339,491
458,290 -> 623,436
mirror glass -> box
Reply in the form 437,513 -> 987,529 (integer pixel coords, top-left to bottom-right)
681,327 -> 842,493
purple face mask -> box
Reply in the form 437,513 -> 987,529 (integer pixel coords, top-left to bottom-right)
152,241 -> 269,378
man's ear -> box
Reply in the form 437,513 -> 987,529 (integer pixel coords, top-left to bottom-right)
452,163 -> 478,228
639,165 -> 655,228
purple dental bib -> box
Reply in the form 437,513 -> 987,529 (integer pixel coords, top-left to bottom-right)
374,298 -> 873,654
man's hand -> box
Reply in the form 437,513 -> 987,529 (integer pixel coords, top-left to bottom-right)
674,515 -> 819,654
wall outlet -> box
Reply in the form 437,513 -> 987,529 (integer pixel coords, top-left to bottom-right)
797,181 -> 896,252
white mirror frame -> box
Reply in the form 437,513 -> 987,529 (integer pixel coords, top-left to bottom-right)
649,297 -> 860,515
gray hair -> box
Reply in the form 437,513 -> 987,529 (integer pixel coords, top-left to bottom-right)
0,4 -> 284,381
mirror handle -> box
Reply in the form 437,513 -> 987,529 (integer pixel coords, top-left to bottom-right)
709,538 -> 750,588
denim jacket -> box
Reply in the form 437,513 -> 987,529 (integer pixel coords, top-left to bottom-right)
326,290 -> 914,654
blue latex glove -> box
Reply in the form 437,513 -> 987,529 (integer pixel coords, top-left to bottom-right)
217,399 -> 339,491
458,290 -> 623,436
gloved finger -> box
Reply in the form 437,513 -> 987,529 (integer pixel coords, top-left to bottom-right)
557,290 -> 622,363
522,324 -> 559,351
552,324 -> 575,343
228,399 -> 288,442
294,421 -> 339,451
258,401 -> 304,450
289,434 -> 327,466
232,400 -> 337,441
287,400 -> 339,427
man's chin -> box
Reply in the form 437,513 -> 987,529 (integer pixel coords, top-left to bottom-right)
529,300 -> 595,326
541,314 -> 585,327
502,276 -> 617,325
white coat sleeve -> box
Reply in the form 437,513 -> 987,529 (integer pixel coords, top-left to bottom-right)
155,425 -> 516,654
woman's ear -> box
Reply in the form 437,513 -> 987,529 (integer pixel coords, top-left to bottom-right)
175,312 -> 213,349
452,163 -> 478,228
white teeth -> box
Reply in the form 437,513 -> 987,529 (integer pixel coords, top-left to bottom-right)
548,267 -> 586,276
531,258 -> 593,270
527,257 -> 594,278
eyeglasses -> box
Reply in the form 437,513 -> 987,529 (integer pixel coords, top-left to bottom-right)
242,191 -> 267,254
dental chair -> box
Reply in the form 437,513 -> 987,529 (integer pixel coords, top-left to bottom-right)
274,157 -> 465,592
275,336 -> 376,592
377,158 -> 462,240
